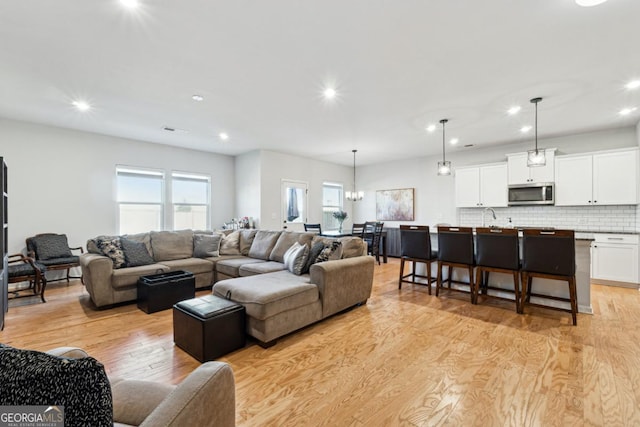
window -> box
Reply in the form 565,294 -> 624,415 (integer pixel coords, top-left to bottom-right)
172,172 -> 211,230
322,182 -> 343,230
117,167 -> 164,234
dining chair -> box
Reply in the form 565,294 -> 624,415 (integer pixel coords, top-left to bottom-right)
303,223 -> 322,234
520,229 -> 577,325
398,225 -> 437,293
436,226 -> 476,303
474,227 -> 521,313
351,223 -> 365,238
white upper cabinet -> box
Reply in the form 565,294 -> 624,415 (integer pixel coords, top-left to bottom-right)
455,163 -> 507,208
555,155 -> 593,206
507,149 -> 555,185
555,148 -> 639,206
593,150 -> 638,205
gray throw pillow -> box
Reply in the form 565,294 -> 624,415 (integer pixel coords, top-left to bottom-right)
121,237 -> 154,267
0,344 -> 113,427
194,233 -> 223,258
302,241 -> 325,274
33,234 -> 72,260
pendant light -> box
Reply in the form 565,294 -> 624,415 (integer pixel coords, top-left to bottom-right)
437,119 -> 451,176
527,97 -> 546,167
345,149 -> 364,201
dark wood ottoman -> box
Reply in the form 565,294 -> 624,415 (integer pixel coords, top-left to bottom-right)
137,270 -> 195,314
173,295 -> 246,362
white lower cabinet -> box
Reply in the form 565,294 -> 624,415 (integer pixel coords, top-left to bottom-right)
591,234 -> 639,285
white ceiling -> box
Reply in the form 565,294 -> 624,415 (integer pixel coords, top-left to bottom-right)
1,0 -> 639,166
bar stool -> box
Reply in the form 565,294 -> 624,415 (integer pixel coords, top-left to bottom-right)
474,227 -> 521,313
436,226 -> 476,303
398,225 -> 437,294
520,229 -> 577,325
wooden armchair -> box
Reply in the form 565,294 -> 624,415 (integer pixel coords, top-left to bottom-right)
7,253 -> 47,302
26,233 -> 84,283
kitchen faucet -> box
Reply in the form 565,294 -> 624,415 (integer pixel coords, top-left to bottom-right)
482,207 -> 497,227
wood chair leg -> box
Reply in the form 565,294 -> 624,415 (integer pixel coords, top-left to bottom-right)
426,261 -> 432,295
398,258 -> 405,289
513,271 -> 521,314
482,271 -> 490,295
436,261 -> 442,297
520,271 -> 527,314
469,266 -> 476,304
526,276 -> 533,303
447,266 -> 452,289
474,267 -> 482,304
568,276 -> 578,326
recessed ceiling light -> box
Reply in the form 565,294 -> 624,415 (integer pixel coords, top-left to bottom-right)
323,88 -> 337,100
450,138 -> 459,145
219,132 -> 229,141
507,106 -> 521,115
619,107 -> 637,116
72,100 -> 91,111
192,94 -> 204,102
426,124 -> 436,133
575,0 -> 608,6
626,80 -> 640,90
520,125 -> 532,133
120,0 -> 139,9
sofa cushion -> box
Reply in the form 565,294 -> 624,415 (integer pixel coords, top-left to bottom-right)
32,234 -> 73,260
150,230 -> 193,261
96,236 -> 126,269
239,230 -> 258,256
219,231 -> 241,255
283,242 -> 310,275
216,257 -> 266,278
121,237 -> 154,267
204,254 -> 245,268
338,237 -> 366,259
269,231 -> 314,263
111,264 -> 170,289
193,233 -> 223,258
213,271 -> 318,320
238,261 -> 286,277
159,258 -> 215,275
0,344 -> 113,427
248,230 -> 281,260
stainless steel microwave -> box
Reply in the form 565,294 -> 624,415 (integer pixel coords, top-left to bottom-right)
508,183 -> 554,206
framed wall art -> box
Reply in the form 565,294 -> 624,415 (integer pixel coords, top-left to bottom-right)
376,188 -> 414,221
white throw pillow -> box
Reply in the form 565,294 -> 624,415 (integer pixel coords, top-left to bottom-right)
283,242 -> 309,275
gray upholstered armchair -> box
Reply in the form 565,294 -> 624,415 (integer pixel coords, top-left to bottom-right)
26,233 -> 84,283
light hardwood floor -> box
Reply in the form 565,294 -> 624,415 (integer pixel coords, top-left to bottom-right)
2,259 -> 640,426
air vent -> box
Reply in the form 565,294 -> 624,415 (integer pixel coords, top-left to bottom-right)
464,144 -> 474,148
163,126 -> 175,132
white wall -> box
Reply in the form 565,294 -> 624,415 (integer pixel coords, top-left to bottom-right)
637,121 -> 640,232
255,150 -> 354,231
0,118 -> 235,254
235,150 -> 261,228
355,127 -> 638,228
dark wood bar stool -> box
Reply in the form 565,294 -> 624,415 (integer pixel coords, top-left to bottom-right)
398,225 -> 437,294
304,223 -> 322,234
474,227 -> 521,313
351,223 -> 365,238
520,229 -> 577,325
436,226 -> 476,303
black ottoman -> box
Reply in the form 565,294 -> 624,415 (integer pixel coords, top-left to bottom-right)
137,270 -> 195,314
173,295 -> 246,362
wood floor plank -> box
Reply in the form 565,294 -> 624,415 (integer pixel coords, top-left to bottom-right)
2,258 -> 640,426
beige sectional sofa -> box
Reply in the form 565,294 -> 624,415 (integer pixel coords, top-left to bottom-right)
80,229 -> 375,346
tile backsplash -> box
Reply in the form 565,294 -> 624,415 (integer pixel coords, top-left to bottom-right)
459,205 -> 638,232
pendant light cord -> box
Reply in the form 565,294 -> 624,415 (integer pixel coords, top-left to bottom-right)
352,149 -> 357,194
530,97 -> 542,155
440,119 -> 448,162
